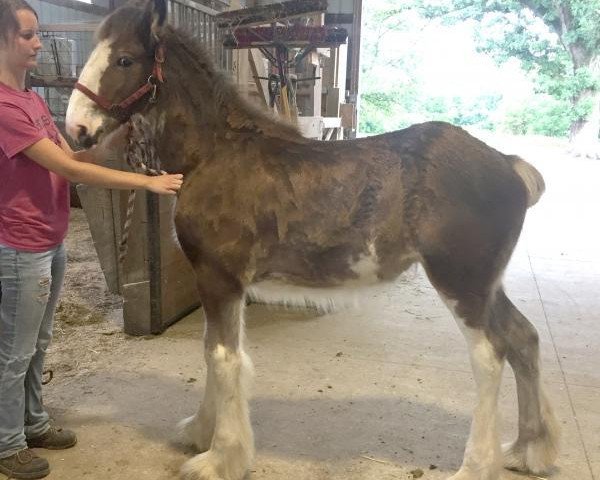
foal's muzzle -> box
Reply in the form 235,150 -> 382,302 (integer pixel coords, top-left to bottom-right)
77,125 -> 103,148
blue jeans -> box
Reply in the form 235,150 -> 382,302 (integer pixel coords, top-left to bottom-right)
0,243 -> 66,459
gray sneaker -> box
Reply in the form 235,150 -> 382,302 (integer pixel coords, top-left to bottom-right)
0,448 -> 50,479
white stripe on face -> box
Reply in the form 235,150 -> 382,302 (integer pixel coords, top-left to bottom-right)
66,39 -> 112,141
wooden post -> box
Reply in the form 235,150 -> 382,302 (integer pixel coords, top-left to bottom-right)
247,49 -> 268,107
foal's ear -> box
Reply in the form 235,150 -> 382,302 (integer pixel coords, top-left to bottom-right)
145,0 -> 168,41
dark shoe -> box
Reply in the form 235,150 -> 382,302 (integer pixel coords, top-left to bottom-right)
27,425 -> 77,450
0,448 -> 50,479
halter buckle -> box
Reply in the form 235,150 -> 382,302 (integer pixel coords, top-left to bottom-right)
148,76 -> 159,103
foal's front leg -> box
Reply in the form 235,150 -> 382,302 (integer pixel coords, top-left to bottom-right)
180,292 -> 254,480
178,348 -> 218,452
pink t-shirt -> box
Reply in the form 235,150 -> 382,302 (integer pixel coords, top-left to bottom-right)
0,81 -> 69,252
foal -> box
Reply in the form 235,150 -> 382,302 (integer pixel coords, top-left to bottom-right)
66,0 -> 560,478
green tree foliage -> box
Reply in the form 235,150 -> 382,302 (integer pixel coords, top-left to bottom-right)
398,0 -> 600,148
359,3 -> 504,135
358,6 -> 422,134
505,95 -> 573,136
359,0 -> 599,146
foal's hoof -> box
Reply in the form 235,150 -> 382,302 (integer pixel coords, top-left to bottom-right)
180,448 -> 250,480
502,438 -> 558,475
180,451 -> 224,480
177,415 -> 212,452
446,465 -> 501,480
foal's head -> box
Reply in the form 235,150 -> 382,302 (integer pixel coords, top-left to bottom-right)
66,0 -> 169,146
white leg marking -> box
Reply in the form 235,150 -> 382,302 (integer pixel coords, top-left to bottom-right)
181,346 -> 254,480
444,299 -> 504,480
178,359 -> 217,452
179,297 -> 254,480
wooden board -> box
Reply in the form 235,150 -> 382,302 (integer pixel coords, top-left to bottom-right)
157,196 -> 201,328
216,0 -> 327,28
122,280 -> 151,336
340,102 -> 355,129
76,185 -> 120,294
79,183 -> 200,335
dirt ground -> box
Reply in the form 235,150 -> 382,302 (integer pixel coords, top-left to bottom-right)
47,208 -> 125,382
29,133 -> 599,480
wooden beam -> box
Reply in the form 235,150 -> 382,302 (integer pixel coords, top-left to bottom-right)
29,75 -> 77,88
325,13 -> 353,24
189,0 -> 230,12
40,22 -> 100,32
216,0 -> 327,28
247,49 -> 268,108
223,25 -> 347,49
168,0 -> 219,16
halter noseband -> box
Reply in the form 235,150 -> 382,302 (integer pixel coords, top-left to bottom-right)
74,44 -> 166,122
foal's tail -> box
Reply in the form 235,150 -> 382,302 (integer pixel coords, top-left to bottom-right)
508,155 -> 546,208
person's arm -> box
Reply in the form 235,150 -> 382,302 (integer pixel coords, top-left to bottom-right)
23,138 -> 183,195
59,134 -> 105,164
58,133 -> 75,157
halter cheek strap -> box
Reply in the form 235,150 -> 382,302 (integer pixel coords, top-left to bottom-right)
74,44 -> 166,122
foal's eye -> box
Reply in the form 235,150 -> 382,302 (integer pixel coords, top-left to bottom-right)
116,56 -> 134,67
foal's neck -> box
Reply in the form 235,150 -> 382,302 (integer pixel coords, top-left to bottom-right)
155,35 -> 305,172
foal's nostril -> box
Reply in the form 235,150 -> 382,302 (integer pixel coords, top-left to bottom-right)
77,125 -> 101,149
78,133 -> 97,149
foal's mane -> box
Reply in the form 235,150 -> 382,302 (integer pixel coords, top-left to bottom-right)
164,28 -> 305,142
99,7 -> 304,143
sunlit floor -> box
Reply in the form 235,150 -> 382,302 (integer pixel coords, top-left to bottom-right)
23,135 -> 599,480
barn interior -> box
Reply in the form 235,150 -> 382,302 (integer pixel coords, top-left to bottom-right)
5,0 -> 598,479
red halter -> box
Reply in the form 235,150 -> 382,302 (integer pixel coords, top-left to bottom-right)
74,44 -> 166,122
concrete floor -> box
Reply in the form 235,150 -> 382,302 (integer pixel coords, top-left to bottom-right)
10,137 -> 600,480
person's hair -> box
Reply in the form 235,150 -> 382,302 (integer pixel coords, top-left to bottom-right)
0,0 -> 38,45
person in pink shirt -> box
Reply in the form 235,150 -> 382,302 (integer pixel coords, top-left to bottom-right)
0,1 -> 183,478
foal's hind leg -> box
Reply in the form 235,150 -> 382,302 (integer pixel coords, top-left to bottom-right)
180,289 -> 254,480
491,290 -> 559,474
441,294 -> 505,480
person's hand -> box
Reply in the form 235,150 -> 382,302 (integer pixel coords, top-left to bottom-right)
145,173 -> 184,195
